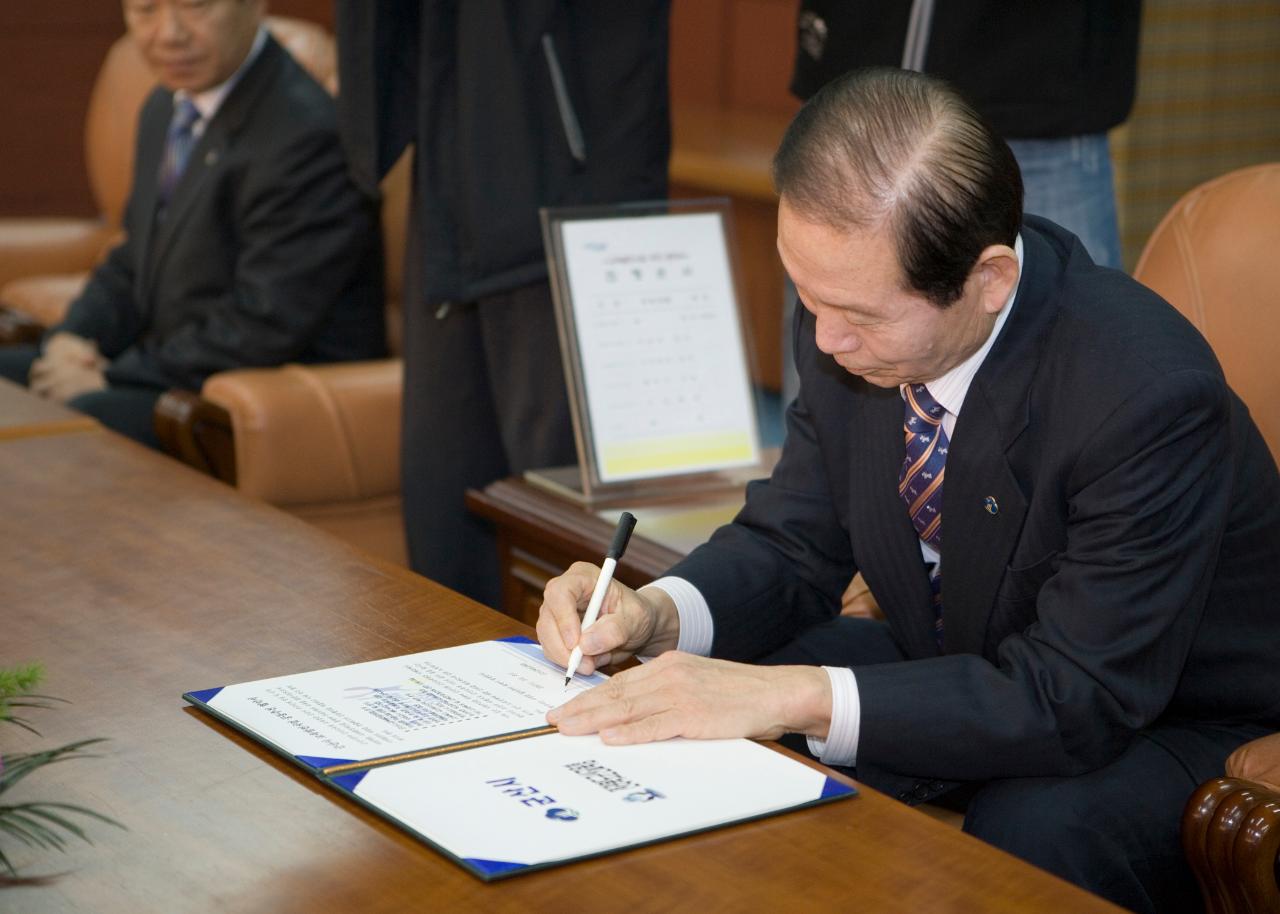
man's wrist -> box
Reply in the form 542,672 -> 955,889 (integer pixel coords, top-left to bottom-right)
636,584 -> 681,655
643,577 -> 713,656
776,665 -> 833,739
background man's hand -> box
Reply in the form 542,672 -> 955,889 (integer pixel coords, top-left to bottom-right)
535,562 -> 681,675
30,333 -> 107,403
41,332 -> 101,366
547,652 -> 833,745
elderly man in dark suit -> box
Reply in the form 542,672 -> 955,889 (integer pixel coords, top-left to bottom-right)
0,0 -> 384,446
537,68 -> 1280,913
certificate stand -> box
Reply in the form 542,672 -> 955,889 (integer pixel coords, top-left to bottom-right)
538,198 -> 764,506
523,463 -> 761,508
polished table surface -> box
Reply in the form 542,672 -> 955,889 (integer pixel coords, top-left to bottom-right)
2,429 -> 1121,912
0,376 -> 97,440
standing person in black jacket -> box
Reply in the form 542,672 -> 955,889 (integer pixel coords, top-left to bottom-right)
792,0 -> 1140,270
335,1 -> 671,607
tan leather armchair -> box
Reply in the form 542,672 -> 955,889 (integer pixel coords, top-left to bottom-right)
0,16 -> 337,341
155,150 -> 411,567
1134,162 -> 1280,914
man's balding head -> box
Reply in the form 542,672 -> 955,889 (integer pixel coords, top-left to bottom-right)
773,68 -> 1022,307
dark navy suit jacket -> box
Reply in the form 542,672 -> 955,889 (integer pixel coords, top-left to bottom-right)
669,217 -> 1280,792
54,36 -> 385,392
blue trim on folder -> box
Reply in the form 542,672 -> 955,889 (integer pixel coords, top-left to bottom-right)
820,777 -> 857,799
465,858 -> 530,877
187,686 -> 224,704
330,770 -> 370,792
496,635 -> 536,644
297,755 -> 360,771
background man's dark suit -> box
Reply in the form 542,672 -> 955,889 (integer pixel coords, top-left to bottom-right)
23,35 -> 384,428
668,217 -> 1280,899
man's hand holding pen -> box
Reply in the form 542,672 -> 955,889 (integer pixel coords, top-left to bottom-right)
536,564 -> 680,677
537,565 -> 833,747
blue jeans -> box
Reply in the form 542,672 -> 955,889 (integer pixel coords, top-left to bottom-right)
1007,133 -> 1122,269
779,132 -> 1122,410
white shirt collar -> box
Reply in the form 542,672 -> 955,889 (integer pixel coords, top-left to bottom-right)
910,232 -> 1024,419
175,26 -> 268,130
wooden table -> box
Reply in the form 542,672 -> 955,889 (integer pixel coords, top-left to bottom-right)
0,375 -> 97,439
2,430 -> 1119,912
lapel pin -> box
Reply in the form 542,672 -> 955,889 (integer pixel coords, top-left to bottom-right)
984,496 -> 999,516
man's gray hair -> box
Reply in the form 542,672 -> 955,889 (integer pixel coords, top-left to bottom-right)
773,67 -> 1022,307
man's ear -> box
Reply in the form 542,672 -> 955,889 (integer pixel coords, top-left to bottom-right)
973,244 -> 1019,314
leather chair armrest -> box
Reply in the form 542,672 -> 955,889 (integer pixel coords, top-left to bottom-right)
200,360 -> 402,506
1227,731 -> 1280,792
1182,735 -> 1280,914
0,273 -> 90,329
154,389 -> 236,484
0,218 -> 112,289
841,572 -> 882,619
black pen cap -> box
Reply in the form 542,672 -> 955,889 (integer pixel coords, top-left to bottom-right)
608,512 -> 637,560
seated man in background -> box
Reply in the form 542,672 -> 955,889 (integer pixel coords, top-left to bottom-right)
0,0 -> 384,446
538,68 -> 1280,914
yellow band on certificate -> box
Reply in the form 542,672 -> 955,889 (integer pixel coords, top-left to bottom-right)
601,431 -> 755,478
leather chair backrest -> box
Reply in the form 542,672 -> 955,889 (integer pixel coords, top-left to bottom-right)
84,34 -> 154,231
265,17 -> 337,92
379,149 -> 412,357
83,17 -> 336,232
1133,163 -> 1280,459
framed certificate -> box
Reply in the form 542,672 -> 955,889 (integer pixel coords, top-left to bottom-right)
539,199 -> 763,503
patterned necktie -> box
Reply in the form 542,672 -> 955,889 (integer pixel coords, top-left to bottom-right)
156,98 -> 201,206
899,383 -> 949,643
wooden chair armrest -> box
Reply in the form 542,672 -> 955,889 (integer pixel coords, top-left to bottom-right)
1182,776 -> 1280,914
0,307 -> 45,346
154,389 -> 236,485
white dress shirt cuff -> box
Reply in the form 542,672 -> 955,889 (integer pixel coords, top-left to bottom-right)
641,576 -> 713,656
805,666 -> 860,767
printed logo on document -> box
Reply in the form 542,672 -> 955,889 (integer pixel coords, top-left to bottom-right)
565,759 -> 666,804
485,776 -> 580,823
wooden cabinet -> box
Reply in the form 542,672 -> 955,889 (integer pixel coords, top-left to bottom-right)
465,477 -> 738,625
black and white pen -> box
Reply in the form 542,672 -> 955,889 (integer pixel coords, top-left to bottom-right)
563,511 -> 637,687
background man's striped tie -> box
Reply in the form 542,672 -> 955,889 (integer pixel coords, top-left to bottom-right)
157,98 -> 201,207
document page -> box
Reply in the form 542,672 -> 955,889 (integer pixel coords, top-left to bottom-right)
333,731 -> 854,878
187,639 -> 602,768
559,212 -> 759,482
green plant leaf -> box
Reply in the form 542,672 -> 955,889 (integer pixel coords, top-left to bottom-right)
0,817 -> 45,849
10,802 -> 123,834
1,715 -> 41,736
0,812 -> 64,851
0,665 -> 45,719
8,695 -> 66,706
0,740 -> 109,797
0,665 -> 120,880
14,807 -> 89,844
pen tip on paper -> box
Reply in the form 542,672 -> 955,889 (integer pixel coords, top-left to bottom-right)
563,676 -> 571,688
